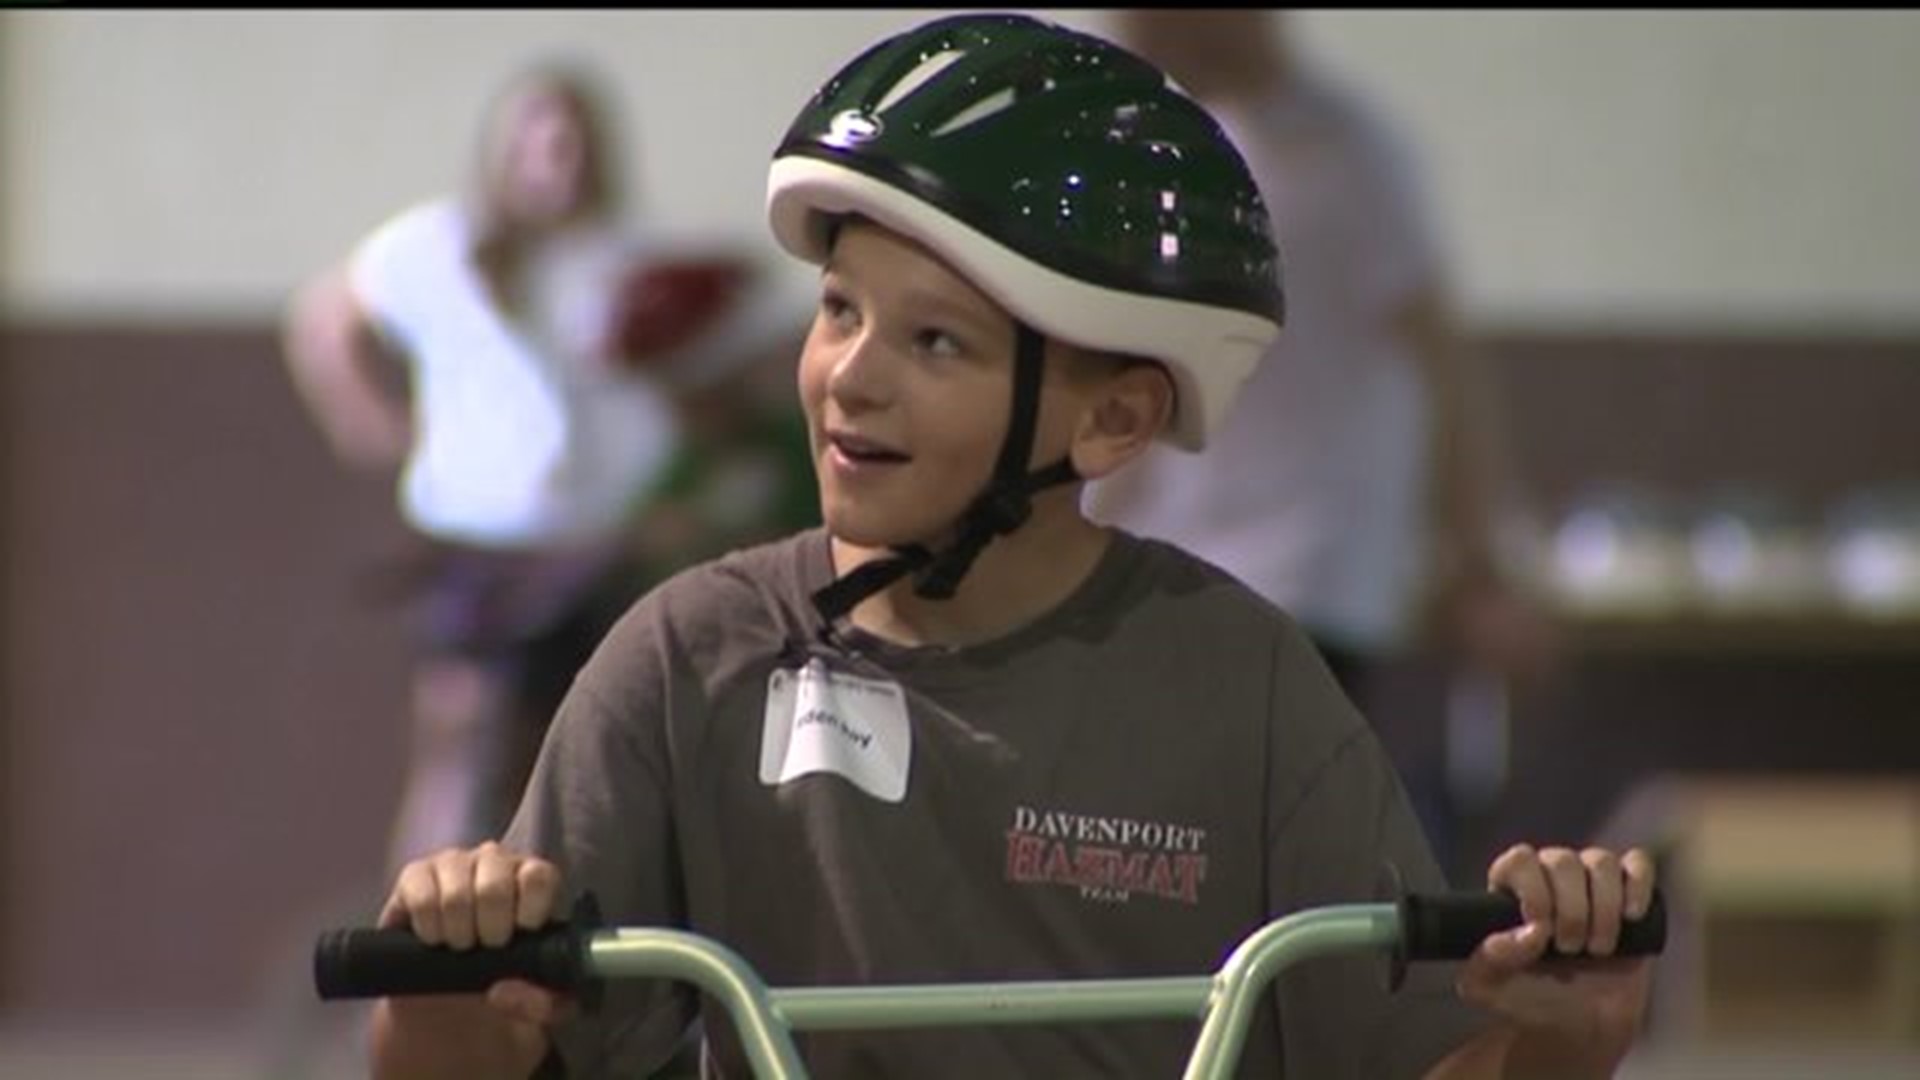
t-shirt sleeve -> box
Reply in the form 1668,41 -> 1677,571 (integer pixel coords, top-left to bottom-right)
1264,625 -> 1494,1078
345,201 -> 439,347
501,600 -> 699,1075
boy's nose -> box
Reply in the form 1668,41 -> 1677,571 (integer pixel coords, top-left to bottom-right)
826,333 -> 894,412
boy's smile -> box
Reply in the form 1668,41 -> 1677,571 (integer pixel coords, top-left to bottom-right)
823,428 -> 912,474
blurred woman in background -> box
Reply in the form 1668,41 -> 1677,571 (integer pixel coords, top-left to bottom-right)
283,61 -> 688,871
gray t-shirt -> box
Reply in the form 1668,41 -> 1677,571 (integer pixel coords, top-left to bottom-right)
505,527 -> 1491,1077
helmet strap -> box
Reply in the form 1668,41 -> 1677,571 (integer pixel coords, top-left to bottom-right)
811,323 -> 1079,630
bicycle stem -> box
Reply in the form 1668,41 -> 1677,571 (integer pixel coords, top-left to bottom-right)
1182,903 -> 1401,1080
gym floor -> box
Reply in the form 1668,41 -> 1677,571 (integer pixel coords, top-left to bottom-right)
1,1017 -> 1916,1080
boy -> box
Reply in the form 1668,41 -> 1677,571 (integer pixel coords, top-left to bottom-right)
372,14 -> 1656,1079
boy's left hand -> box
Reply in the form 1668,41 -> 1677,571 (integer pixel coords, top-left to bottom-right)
1456,844 -> 1658,1049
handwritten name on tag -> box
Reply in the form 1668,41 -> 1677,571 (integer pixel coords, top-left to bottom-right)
759,659 -> 911,802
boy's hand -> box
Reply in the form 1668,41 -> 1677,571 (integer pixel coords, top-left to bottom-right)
1456,844 -> 1657,1049
379,841 -> 575,1027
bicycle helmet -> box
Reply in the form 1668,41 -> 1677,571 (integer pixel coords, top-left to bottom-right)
766,13 -> 1285,622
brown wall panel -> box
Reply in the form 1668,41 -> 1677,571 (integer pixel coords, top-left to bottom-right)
1483,333 -> 1919,513
2,325 -> 414,1016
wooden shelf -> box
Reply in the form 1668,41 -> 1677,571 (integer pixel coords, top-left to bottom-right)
1634,777 -> 1920,1045
1554,610 -> 1920,656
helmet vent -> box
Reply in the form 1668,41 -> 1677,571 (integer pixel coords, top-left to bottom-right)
873,48 -> 968,114
929,87 -> 1018,138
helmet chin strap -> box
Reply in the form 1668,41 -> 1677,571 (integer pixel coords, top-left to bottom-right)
811,323 -> 1080,630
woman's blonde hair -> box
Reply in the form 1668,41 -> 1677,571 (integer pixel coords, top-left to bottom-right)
469,58 -> 628,235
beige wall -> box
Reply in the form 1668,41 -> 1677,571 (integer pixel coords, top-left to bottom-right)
0,9 -> 1098,323
1302,10 -> 1920,333
2,10 -> 1918,332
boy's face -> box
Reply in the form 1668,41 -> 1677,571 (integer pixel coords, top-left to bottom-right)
798,221 -> 1088,550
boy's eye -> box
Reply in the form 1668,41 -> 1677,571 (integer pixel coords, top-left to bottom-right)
916,328 -> 964,357
818,290 -> 858,330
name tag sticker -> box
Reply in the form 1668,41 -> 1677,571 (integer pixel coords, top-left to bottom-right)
760,659 -> 911,802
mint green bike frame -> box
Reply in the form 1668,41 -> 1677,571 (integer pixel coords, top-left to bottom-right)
584,902 -> 1402,1080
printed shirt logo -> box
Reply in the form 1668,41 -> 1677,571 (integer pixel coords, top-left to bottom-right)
1005,805 -> 1209,906
760,658 -> 911,802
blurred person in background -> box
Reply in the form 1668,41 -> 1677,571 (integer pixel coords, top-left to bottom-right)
627,344 -> 820,592
1091,10 -> 1557,875
603,241 -> 821,596
282,58 -> 810,875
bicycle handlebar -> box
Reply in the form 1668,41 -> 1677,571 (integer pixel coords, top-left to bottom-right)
314,869 -> 1665,1080
1400,886 -> 1666,959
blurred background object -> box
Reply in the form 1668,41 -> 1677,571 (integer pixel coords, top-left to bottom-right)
2,9 -> 1918,1077
279,56 -> 814,905
1685,485 -> 1826,614
1549,482 -> 1695,616
280,58 -> 681,879
1090,8 -> 1565,880
1825,486 -> 1920,620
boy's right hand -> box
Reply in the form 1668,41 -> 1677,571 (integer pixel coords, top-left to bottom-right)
378,840 -> 575,1027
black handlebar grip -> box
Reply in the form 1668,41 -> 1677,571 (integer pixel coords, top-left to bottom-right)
1381,863 -> 1666,991
313,893 -> 604,1009
1400,887 -> 1667,963
313,922 -> 584,999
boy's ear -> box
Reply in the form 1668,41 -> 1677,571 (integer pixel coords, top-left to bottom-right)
1069,362 -> 1176,481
